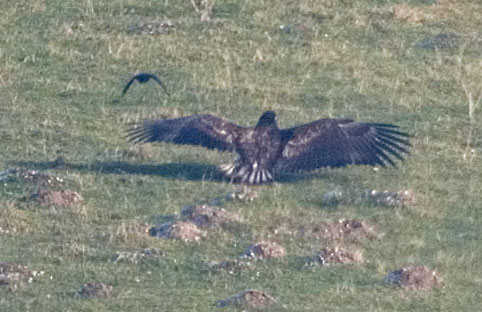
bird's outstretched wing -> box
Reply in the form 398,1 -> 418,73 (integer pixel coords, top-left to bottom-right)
121,76 -> 137,96
149,74 -> 170,95
121,73 -> 170,96
126,114 -> 245,151
275,118 -> 410,172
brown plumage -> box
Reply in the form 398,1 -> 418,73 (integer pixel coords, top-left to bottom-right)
126,111 -> 410,184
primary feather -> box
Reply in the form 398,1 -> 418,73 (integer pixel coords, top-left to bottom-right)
126,111 -> 410,184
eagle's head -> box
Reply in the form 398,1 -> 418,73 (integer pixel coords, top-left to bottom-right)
256,111 -> 277,128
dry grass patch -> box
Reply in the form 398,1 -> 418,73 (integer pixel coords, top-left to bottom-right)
385,266 -> 443,291
0,202 -> 32,235
216,289 -> 276,308
149,220 -> 206,242
391,4 -> 433,24
77,282 -> 113,299
241,241 -> 286,260
33,189 -> 83,207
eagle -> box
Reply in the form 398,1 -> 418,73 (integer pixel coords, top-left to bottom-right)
122,72 -> 170,96
127,111 -> 410,184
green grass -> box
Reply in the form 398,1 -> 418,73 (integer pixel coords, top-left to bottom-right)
1,0 -> 482,310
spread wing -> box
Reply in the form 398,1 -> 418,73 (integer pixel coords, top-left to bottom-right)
121,77 -> 136,96
149,74 -> 170,95
274,118 -> 410,172
126,114 -> 244,152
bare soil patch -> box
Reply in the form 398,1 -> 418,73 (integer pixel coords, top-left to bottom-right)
385,266 -> 443,291
301,219 -> 379,241
149,220 -> 205,242
216,289 -> 276,308
78,282 -> 113,299
241,241 -> 286,260
180,204 -> 241,228
307,247 -> 363,266
0,262 -> 40,290
33,189 -> 83,206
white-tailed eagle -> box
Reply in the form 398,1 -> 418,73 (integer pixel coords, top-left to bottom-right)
127,111 -> 410,184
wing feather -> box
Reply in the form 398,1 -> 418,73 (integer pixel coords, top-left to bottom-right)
126,114 -> 244,152
275,118 -> 410,172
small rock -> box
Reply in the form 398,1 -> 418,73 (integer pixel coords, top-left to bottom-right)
216,289 -> 276,308
78,282 -> 113,299
241,241 -> 286,260
385,266 -> 442,291
149,221 -> 205,242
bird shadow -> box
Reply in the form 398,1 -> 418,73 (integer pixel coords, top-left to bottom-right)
10,159 -> 328,184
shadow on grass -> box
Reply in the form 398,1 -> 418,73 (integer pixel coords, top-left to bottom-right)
11,159 -> 329,184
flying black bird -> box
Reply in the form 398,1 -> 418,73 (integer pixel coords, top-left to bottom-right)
122,72 -> 170,96
127,111 -> 410,184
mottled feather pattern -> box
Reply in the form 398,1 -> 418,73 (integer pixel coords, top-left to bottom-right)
126,111 -> 410,184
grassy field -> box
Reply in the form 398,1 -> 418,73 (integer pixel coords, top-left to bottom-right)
1,0 -> 482,310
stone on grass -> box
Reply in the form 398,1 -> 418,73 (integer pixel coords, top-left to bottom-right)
385,266 -> 442,291
34,189 -> 83,206
78,282 -> 113,299
180,204 -> 240,228
241,241 -> 286,260
216,289 -> 276,308
149,220 -> 205,242
308,247 -> 363,266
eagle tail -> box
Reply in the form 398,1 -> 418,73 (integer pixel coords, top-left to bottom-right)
220,163 -> 274,184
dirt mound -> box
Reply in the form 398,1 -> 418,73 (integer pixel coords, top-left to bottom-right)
303,219 -> 379,241
308,247 -> 363,266
149,221 -> 205,242
241,241 -> 286,260
385,266 -> 442,291
216,289 -> 276,308
34,189 -> 83,206
78,282 -> 113,299
181,204 -> 240,228
0,262 -> 40,290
